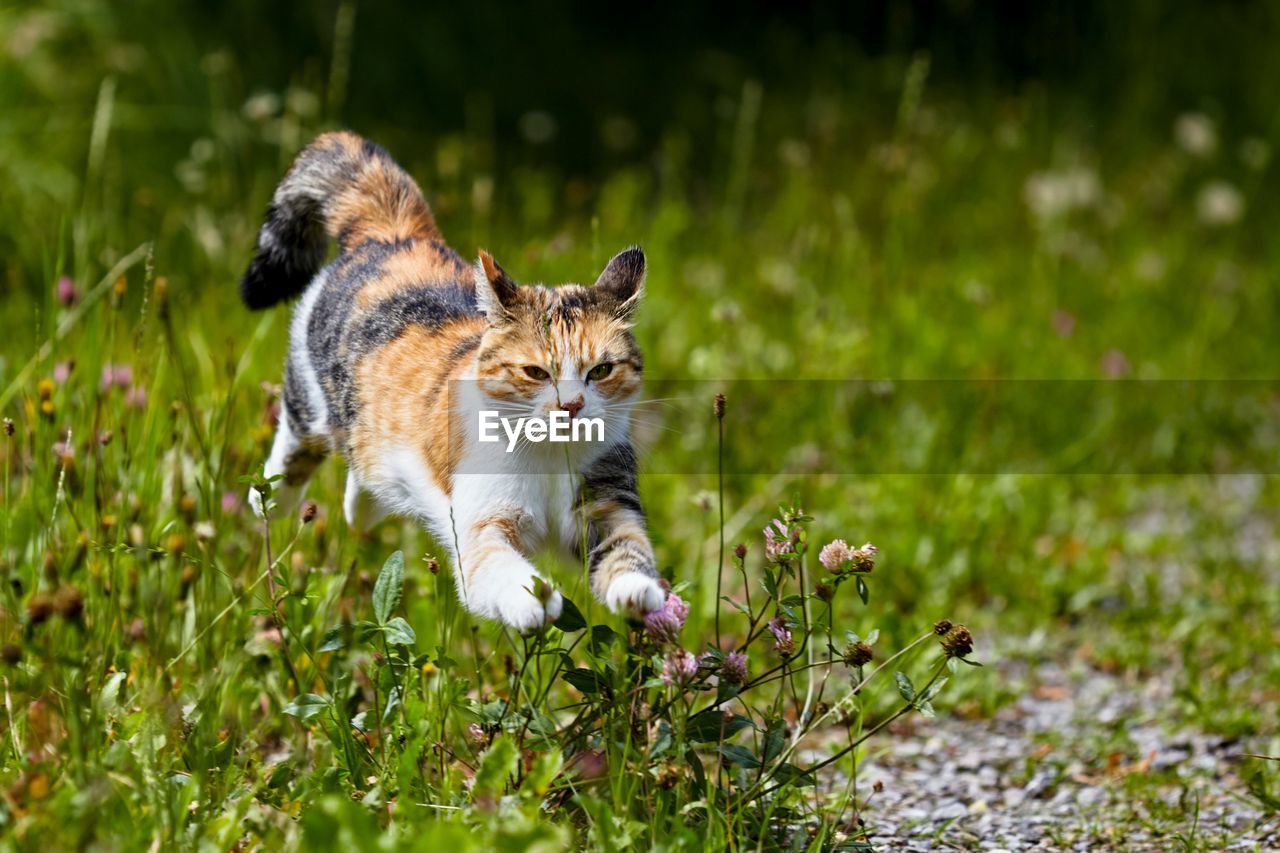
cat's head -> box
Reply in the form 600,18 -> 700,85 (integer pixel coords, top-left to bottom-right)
472,247 -> 645,426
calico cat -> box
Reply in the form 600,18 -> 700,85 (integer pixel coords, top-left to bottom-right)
241,131 -> 665,631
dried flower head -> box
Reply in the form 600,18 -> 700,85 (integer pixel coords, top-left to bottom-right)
3,418 -> 14,437
53,585 -> 84,622
933,619 -> 953,636
425,556 -> 440,575
713,393 -> 726,419
940,625 -> 974,658
660,649 -> 700,688
851,543 -> 878,573
733,542 -> 747,561
842,641 -> 874,668
767,616 -> 795,657
26,594 -> 54,626
814,580 -> 834,602
300,501 -> 318,523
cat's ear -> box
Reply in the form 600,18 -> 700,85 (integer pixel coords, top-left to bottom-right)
593,246 -> 645,320
474,250 -> 519,322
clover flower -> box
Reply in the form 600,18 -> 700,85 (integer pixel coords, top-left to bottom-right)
55,276 -> 78,307
768,616 -> 795,657
100,363 -> 133,390
763,519 -> 795,562
721,650 -> 748,685
851,542 -> 878,573
842,641 -> 874,668
660,649 -> 699,688
644,593 -> 689,644
819,539 -> 854,571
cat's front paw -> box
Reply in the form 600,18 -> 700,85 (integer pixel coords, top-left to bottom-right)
604,572 -> 666,617
494,577 -> 563,633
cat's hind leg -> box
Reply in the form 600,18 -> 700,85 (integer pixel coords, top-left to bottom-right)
249,404 -> 328,519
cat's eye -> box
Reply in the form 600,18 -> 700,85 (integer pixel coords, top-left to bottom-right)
523,365 -> 550,381
587,363 -> 613,382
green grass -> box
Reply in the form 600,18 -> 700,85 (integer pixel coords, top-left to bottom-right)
2,3 -> 1279,849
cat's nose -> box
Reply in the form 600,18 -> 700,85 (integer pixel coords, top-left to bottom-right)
559,395 -> 585,419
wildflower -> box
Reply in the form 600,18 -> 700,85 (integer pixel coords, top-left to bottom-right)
300,501 -> 318,523
37,379 -> 55,400
1174,112 -> 1217,157
644,593 -> 688,645
1100,349 -> 1131,378
26,594 -> 54,626
933,619 -> 953,636
713,393 -> 726,419
645,609 -> 681,644
53,361 -> 74,384
1052,310 -> 1076,338
1023,168 -> 1101,222
124,386 -> 148,410
851,543 -> 878,573
421,661 -> 438,677
425,557 -> 440,575
819,539 -> 854,571
660,648 -> 700,688
721,650 -> 748,685
1197,181 -> 1244,227
100,364 -> 133,390
220,491 -> 241,514
733,543 -> 747,561
940,625 -> 974,658
768,616 -> 795,657
842,641 -> 874,668
763,519 -> 794,562
53,585 -> 84,622
465,722 -> 487,749
193,521 -> 216,542
55,276 -> 78,307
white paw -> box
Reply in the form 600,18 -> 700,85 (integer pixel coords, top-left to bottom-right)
495,578 -> 563,633
604,572 -> 666,617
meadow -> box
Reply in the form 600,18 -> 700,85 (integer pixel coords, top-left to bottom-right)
1,3 -> 1278,849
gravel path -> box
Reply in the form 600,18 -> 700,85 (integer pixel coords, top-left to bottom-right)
839,660 -> 1278,850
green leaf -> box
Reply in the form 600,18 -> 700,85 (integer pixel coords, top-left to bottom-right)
920,677 -> 949,703
772,762 -> 816,787
894,671 -> 915,702
856,576 -> 869,604
588,624 -> 618,654
562,667 -> 607,695
685,709 -> 754,742
474,736 -> 518,797
383,616 -> 416,645
719,743 -> 761,769
373,550 -> 404,625
283,693 -> 331,721
556,596 -> 587,632
318,626 -> 345,653
763,718 -> 787,763
98,671 -> 128,714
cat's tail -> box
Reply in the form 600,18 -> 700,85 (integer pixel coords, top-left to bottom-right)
240,131 -> 440,309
